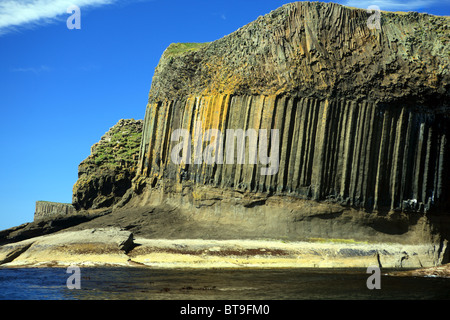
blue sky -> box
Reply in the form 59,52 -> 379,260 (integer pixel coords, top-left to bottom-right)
0,0 -> 449,230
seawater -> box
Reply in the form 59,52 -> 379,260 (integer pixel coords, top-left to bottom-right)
0,267 -> 449,300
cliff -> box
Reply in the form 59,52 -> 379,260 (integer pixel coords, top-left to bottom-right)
129,2 -> 450,245
139,2 -> 449,209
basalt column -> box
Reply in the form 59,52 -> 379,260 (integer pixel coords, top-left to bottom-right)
137,96 -> 449,213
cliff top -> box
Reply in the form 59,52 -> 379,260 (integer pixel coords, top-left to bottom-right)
36,201 -> 73,206
163,42 -> 210,59
149,1 -> 449,106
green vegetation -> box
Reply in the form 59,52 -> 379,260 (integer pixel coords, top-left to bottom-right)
83,120 -> 143,170
93,130 -> 142,167
164,42 -> 209,58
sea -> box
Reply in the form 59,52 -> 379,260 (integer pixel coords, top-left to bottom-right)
0,267 -> 449,301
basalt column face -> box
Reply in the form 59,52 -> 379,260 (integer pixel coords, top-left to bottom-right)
135,2 -> 450,215
137,96 -> 449,213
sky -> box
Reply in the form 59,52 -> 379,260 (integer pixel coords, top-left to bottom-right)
0,0 -> 449,231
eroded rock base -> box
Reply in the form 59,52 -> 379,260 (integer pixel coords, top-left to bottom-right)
0,228 -> 445,269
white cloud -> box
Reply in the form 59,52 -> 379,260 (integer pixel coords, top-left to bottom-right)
343,0 -> 435,11
11,65 -> 51,73
0,0 -> 118,35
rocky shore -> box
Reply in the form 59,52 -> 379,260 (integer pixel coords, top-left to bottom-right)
0,225 -> 446,270
0,203 -> 448,273
1,196 -> 448,276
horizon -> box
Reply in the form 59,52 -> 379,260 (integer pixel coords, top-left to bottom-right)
1,0 -> 449,231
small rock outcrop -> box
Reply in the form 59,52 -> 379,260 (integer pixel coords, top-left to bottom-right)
72,119 -> 143,210
0,228 -> 135,267
34,201 -> 75,221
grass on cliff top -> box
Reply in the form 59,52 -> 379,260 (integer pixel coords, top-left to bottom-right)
164,42 -> 210,58
93,130 -> 142,167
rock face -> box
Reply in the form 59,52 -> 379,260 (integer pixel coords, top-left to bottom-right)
137,96 -> 449,213
73,119 -> 143,210
150,3 -> 449,104
34,201 -> 75,221
132,2 -> 450,245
